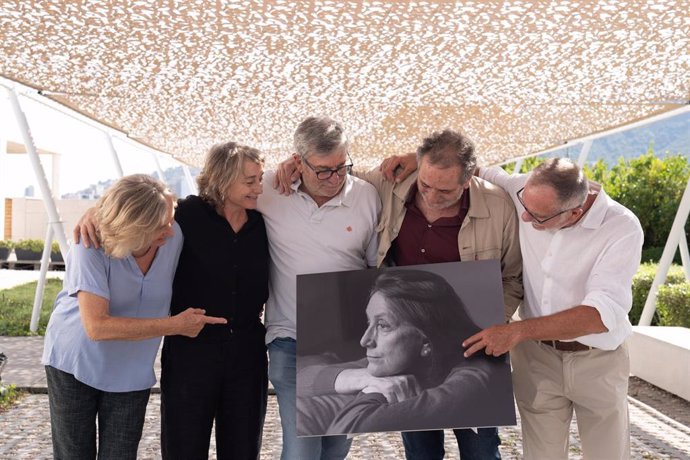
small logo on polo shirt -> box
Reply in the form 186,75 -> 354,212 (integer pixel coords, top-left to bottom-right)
346,226 -> 353,232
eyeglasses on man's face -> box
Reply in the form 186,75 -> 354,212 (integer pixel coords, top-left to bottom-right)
516,187 -> 580,224
303,154 -> 354,180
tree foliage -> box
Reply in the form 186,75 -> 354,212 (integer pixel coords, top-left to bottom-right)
597,149 -> 690,248
504,148 -> 690,252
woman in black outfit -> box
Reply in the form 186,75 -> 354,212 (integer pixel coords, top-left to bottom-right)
161,142 -> 269,459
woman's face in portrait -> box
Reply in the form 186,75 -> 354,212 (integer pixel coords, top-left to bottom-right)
360,292 -> 427,377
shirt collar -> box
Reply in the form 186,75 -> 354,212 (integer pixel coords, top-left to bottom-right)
577,181 -> 608,229
405,182 -> 470,218
292,174 -> 355,207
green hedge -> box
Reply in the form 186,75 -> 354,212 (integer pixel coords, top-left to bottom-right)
657,284 -> 690,328
630,263 -> 686,325
15,239 -> 45,253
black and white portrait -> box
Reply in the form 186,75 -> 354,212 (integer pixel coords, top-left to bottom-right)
296,260 -> 517,437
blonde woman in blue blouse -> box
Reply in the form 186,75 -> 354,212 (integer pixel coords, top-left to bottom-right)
42,174 -> 226,460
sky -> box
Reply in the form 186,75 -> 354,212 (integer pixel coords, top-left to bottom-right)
0,88 -> 185,198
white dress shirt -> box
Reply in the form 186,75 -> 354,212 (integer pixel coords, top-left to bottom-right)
481,166 -> 643,350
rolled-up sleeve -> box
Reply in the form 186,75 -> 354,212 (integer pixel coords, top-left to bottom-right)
579,226 -> 644,349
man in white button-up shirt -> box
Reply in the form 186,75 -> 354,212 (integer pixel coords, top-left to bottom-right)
461,158 -> 643,459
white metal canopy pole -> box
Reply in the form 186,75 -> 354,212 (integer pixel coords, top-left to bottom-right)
679,233 -> 690,281
577,139 -> 593,168
103,132 -> 124,178
8,87 -> 70,332
512,158 -> 524,175
639,174 -> 690,325
8,88 -> 68,255
30,225 -> 54,332
152,152 -> 167,185
182,165 -> 198,195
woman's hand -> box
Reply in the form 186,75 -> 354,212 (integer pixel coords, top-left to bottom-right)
73,207 -> 100,248
362,374 -> 422,403
334,368 -> 422,403
171,308 -> 228,337
79,293 -> 227,341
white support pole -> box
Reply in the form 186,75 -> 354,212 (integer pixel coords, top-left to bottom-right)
152,152 -> 167,184
104,132 -> 124,178
182,165 -> 198,195
7,88 -> 68,255
30,226 -> 53,332
51,153 -> 61,198
512,158 -> 524,175
639,174 -> 690,325
577,139 -> 593,168
679,233 -> 690,281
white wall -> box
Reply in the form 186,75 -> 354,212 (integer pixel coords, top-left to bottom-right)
8,197 -> 96,242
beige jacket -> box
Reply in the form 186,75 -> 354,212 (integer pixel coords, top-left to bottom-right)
357,169 -> 523,322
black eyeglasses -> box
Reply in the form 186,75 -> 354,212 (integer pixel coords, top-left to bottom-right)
303,154 -> 353,180
516,187 -> 580,224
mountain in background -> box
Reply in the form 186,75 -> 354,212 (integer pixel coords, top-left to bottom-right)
546,111 -> 690,165
61,166 -> 200,200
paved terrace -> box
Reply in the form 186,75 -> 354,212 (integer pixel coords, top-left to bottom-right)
1,271 -> 689,458
1,336 -> 689,459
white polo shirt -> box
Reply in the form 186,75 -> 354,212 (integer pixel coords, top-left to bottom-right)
258,171 -> 381,344
481,166 -> 643,350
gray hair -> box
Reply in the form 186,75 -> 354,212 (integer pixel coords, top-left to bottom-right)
293,116 -> 349,159
529,158 -> 588,209
416,129 -> 477,184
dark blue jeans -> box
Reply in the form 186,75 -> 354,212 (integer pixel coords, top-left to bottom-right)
268,337 -> 352,460
402,428 -> 501,460
45,365 -> 150,460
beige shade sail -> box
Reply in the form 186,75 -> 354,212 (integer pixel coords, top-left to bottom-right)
1,1 -> 689,169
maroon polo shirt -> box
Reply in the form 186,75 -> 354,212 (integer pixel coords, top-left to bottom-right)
392,183 -> 470,266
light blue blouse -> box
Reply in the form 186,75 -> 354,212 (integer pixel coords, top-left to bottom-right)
42,221 -> 183,392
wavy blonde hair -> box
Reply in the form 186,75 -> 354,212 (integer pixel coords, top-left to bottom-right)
197,141 -> 264,213
94,174 -> 175,258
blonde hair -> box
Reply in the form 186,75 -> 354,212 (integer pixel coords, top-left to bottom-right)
197,141 -> 264,213
94,174 -> 175,258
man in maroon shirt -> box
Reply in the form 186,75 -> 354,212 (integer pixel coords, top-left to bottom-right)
275,129 -> 522,459
356,129 -> 522,459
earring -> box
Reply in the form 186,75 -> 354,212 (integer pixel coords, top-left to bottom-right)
421,344 -> 431,357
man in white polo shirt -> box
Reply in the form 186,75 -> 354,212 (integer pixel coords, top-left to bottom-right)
258,116 -> 380,460
462,158 -> 643,459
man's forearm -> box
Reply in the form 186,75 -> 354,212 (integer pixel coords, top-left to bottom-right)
513,305 -> 608,342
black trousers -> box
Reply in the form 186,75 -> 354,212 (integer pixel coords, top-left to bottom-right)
160,326 -> 268,460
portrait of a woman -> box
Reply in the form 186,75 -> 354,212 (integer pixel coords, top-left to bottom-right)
297,267 -> 515,436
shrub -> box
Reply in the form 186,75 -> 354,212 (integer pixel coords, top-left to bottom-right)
640,246 -> 683,264
605,151 -> 690,249
0,240 -> 14,250
630,263 -> 686,325
656,283 -> 690,328
0,384 -> 22,413
15,239 -> 44,253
